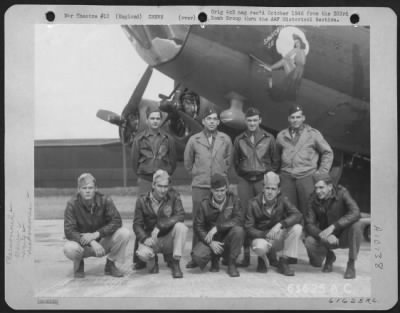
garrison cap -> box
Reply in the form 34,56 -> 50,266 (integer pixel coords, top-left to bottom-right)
146,106 -> 162,118
263,171 -> 280,186
312,172 -> 333,185
288,103 -> 304,116
202,106 -> 219,119
77,173 -> 96,188
245,107 -> 261,118
211,173 -> 228,189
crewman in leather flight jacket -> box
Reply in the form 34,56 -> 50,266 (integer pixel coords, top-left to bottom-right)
131,107 -> 177,269
245,172 -> 303,276
233,107 -> 280,268
63,173 -> 130,278
133,170 -> 188,279
192,174 -> 245,277
304,172 -> 362,279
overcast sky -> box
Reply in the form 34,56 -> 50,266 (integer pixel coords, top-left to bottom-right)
34,24 -> 172,139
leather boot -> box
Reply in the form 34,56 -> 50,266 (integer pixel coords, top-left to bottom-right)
148,255 -> 159,274
134,260 -> 146,270
74,259 -> 85,278
105,259 -> 124,277
210,256 -> 220,272
288,257 -> 298,264
322,250 -> 336,273
237,248 -> 250,268
164,254 -> 173,269
227,259 -> 240,277
278,257 -> 295,276
256,257 -> 268,273
185,259 -> 198,269
171,258 -> 183,279
267,250 -> 279,267
344,259 -> 356,279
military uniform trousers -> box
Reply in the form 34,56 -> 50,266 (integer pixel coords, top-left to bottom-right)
137,222 -> 188,262
280,173 -> 314,217
237,176 -> 264,247
251,224 -> 303,259
133,177 -> 154,264
190,187 -> 211,252
63,227 -> 130,264
304,221 -> 363,266
192,226 -> 245,269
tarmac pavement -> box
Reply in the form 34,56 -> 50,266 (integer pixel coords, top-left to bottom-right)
34,219 -> 371,299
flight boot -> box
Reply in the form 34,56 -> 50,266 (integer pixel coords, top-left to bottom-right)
236,248 -> 250,268
105,258 -> 124,277
74,259 -> 85,278
210,256 -> 220,272
185,259 -> 198,269
164,254 -> 173,268
267,250 -> 279,267
148,255 -> 159,274
288,257 -> 298,264
278,257 -> 295,276
227,259 -> 240,277
322,250 -> 336,273
134,260 -> 146,270
256,257 -> 268,273
171,258 -> 183,279
344,259 -> 356,279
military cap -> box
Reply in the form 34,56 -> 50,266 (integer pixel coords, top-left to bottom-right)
264,171 -> 280,186
211,173 -> 228,189
312,172 -> 333,184
202,106 -> 219,119
288,103 -> 304,116
146,106 -> 162,118
245,107 -> 261,118
77,173 -> 96,188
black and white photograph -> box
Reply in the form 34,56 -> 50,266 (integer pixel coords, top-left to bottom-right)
4,5 -> 397,310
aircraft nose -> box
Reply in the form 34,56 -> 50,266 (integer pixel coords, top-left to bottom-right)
122,25 -> 190,66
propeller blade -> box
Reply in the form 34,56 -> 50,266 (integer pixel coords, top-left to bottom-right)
177,111 -> 203,134
122,66 -> 153,118
96,109 -> 123,126
158,82 -> 182,100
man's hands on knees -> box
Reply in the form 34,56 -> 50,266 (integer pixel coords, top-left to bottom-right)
321,234 -> 339,246
151,227 -> 160,244
266,223 -> 282,241
80,232 -> 100,246
319,225 -> 335,241
143,237 -> 155,247
209,241 -> 224,255
205,226 -> 217,244
90,240 -> 106,257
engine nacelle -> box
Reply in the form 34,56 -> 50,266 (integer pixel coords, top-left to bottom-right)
220,96 -> 246,130
220,108 -> 246,129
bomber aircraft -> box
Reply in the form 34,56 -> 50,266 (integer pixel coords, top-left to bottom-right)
96,25 -> 371,240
